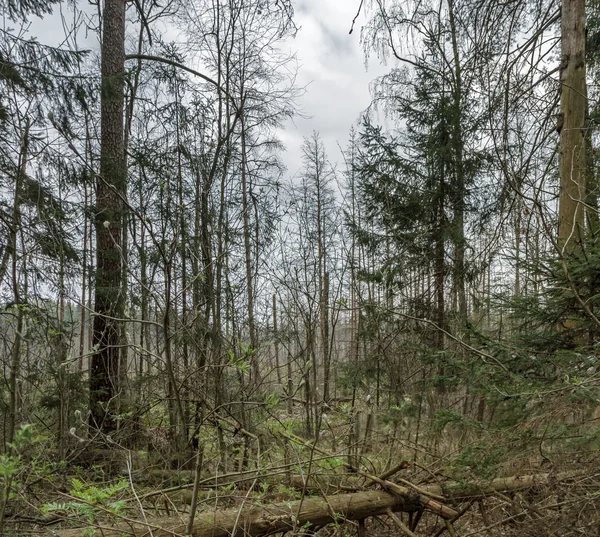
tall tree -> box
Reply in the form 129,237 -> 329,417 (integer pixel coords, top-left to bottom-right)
559,0 -> 587,252
302,133 -> 336,405
90,0 -> 127,433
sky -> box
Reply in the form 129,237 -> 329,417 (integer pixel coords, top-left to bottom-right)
23,0 -> 391,181
279,0 -> 389,179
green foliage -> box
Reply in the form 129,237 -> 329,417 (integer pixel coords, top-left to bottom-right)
228,346 -> 252,374
264,391 -> 280,410
321,457 -> 345,470
43,479 -> 129,525
3,0 -> 62,21
389,398 -> 420,419
450,441 -> 508,479
276,483 -> 301,499
337,360 -> 373,391
70,478 -> 129,504
0,453 -> 19,480
0,424 -> 51,527
500,241 -> 600,350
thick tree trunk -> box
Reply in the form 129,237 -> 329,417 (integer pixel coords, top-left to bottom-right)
559,0 -> 586,252
57,471 -> 581,537
58,490 -> 422,537
90,0 -> 126,433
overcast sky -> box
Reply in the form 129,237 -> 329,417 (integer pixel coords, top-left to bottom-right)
25,1 -> 390,181
279,1 -> 389,179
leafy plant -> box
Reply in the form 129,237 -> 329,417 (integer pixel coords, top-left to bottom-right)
0,424 -> 47,534
43,478 -> 129,527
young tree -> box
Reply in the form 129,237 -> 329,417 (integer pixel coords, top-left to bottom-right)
0,0 -> 87,449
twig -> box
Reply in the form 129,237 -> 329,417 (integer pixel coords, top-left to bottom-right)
349,0 -> 365,34
444,519 -> 458,537
126,454 -> 153,537
387,510 -> 418,537
379,461 -> 410,480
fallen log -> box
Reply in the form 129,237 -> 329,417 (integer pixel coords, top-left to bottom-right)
426,470 -> 580,499
287,470 -> 580,501
55,471 -> 582,537
282,432 -> 458,519
57,489 -> 421,537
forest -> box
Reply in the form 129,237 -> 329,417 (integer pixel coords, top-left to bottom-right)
1,0 -> 599,535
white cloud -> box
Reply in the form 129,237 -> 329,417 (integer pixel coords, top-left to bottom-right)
279,0 -> 389,179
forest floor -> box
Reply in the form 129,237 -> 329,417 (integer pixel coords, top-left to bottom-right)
4,400 -> 600,537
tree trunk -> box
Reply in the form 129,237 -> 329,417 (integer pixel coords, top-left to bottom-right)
57,470 -> 583,537
435,114 -> 446,352
321,271 -> 331,403
163,256 -> 187,451
447,0 -> 467,324
138,173 -> 149,378
559,0 -> 586,252
90,0 -> 126,433
58,490 -> 423,537
240,112 -> 259,387
78,184 -> 89,371
6,118 -> 29,448
273,295 -> 282,384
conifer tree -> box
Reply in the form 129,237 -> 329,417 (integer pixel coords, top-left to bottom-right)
90,0 -> 127,433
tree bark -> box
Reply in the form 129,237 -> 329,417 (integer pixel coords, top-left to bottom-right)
559,0 -> 586,252
57,470 -> 582,537
6,118 -> 29,448
273,295 -> 282,384
78,184 -> 89,371
240,111 -> 259,387
58,490 -> 422,537
447,0 -> 467,323
90,0 -> 126,433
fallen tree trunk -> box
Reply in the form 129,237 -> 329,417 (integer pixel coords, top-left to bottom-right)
281,432 -> 457,519
427,470 -> 580,499
55,471 -> 581,537
57,489 -> 421,537
276,470 -> 574,500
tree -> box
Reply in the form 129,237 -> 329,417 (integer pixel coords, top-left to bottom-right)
0,0 -> 87,450
90,0 -> 127,433
301,133 -> 336,404
274,132 -> 343,433
559,0 -> 587,252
